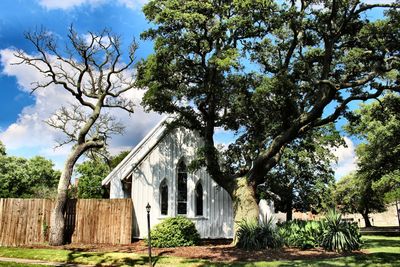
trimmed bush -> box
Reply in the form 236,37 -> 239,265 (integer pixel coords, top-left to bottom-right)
321,209 -> 362,252
236,218 -> 282,250
148,216 -> 200,247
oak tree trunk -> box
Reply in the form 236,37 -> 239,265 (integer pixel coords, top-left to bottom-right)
230,177 -> 259,243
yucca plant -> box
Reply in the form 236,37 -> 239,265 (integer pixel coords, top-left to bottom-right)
321,209 -> 362,252
236,218 -> 282,250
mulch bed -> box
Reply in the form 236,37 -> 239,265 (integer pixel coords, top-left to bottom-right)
24,240 -> 366,263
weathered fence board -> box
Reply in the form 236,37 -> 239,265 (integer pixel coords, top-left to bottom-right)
0,198 -> 132,246
71,199 -> 132,244
0,199 -> 53,246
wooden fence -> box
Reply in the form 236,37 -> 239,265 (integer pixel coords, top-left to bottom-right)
0,198 -> 132,246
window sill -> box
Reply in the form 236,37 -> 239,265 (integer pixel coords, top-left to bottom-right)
187,216 -> 208,220
156,215 -> 208,220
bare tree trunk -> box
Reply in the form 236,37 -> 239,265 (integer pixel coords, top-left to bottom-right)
231,177 -> 259,243
49,145 -> 86,246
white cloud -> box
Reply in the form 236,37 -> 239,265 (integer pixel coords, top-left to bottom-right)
0,48 -> 162,169
331,136 -> 358,179
37,0 -> 148,10
117,0 -> 148,9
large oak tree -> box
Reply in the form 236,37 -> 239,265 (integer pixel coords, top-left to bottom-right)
137,0 -> 400,229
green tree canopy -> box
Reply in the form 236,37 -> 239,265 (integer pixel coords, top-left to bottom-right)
0,146 -> 60,198
75,150 -> 130,198
76,159 -> 110,199
346,93 -> 400,179
0,141 -> 5,156
372,170 -> 400,204
334,172 -> 385,227
344,93 -> 400,223
261,126 -> 340,220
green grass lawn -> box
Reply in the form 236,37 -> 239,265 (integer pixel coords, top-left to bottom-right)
0,235 -> 398,266
0,263 -> 52,267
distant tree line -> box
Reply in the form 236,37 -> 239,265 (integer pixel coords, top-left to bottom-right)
0,142 -> 59,198
0,141 -> 128,199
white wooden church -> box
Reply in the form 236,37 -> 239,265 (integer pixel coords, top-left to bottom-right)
102,117 -> 274,239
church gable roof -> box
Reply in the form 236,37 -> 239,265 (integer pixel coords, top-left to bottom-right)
101,116 -> 170,186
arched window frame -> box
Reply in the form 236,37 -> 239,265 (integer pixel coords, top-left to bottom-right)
159,178 -> 168,216
177,159 -> 188,215
195,181 -> 203,217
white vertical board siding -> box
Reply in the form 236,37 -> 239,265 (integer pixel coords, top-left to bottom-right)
109,127 -> 234,239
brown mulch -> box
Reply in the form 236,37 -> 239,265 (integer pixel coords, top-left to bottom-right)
23,240 -> 366,263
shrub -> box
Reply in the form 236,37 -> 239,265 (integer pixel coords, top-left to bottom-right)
148,216 -> 200,247
321,209 -> 362,252
236,218 -> 282,250
278,220 -> 324,249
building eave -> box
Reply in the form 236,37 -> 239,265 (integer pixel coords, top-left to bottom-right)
101,116 -> 171,186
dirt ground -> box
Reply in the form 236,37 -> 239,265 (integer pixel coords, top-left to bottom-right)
26,240 -> 364,263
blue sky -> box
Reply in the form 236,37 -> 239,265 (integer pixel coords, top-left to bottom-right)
0,0 -> 163,169
0,0 -> 394,177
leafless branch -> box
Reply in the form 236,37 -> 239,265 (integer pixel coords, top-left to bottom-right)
15,26 -> 137,149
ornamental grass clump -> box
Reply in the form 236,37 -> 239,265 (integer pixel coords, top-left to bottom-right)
147,216 -> 200,248
236,218 -> 282,250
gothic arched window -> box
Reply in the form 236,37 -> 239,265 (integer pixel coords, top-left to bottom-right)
160,179 -> 168,215
195,182 -> 203,216
177,160 -> 187,215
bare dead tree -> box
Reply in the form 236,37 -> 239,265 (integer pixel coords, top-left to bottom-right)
14,26 -> 138,245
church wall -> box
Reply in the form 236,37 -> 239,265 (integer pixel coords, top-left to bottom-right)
110,127 -> 234,239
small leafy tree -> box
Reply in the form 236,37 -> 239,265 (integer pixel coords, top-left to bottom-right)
76,150 -> 130,198
263,127 -> 340,220
334,172 -> 385,227
76,160 -> 110,198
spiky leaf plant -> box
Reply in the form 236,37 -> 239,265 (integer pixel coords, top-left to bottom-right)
237,218 -> 282,250
321,209 -> 362,252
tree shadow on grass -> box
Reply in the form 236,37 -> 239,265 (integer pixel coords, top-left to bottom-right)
362,238 -> 400,249
187,252 -> 400,267
65,249 -> 174,266
276,252 -> 400,267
